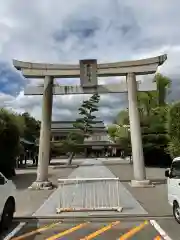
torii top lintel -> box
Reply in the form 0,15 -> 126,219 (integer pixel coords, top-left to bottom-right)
13,54 -> 167,78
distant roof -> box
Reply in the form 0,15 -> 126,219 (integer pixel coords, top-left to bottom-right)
51,121 -> 105,130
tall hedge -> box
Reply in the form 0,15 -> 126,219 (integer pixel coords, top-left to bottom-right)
167,102 -> 180,158
142,106 -> 171,166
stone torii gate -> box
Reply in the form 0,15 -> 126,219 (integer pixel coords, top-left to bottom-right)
13,55 -> 167,190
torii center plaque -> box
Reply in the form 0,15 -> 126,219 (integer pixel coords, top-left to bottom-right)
80,59 -> 98,87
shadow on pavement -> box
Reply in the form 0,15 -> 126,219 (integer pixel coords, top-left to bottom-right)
145,164 -> 170,169
103,162 -> 130,166
150,178 -> 167,185
117,178 -> 167,185
12,172 -> 37,190
51,165 -> 79,169
0,221 -> 21,239
51,162 -> 130,169
12,173 -> 54,190
49,162 -> 67,166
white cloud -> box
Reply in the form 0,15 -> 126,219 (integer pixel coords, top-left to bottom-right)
0,0 -> 180,123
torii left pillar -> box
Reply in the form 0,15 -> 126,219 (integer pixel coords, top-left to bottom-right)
29,76 -> 54,190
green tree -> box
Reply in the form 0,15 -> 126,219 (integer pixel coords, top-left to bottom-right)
110,73 -> 171,165
107,124 -> 131,158
22,112 -> 40,143
114,110 -> 129,125
141,106 -> 170,165
137,91 -> 157,116
137,73 -> 171,117
107,124 -> 119,142
154,73 -> 171,106
167,102 -> 180,158
0,109 -> 23,177
136,74 -> 171,165
115,125 -> 131,157
62,93 -> 101,165
73,93 -> 100,138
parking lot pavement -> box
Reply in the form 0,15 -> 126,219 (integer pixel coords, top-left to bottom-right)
154,219 -> 179,240
1,219 -> 166,240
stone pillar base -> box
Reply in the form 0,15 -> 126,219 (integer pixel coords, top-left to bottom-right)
130,179 -> 155,188
28,180 -> 54,190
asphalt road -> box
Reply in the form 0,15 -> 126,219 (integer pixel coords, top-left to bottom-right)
1,220 -> 164,240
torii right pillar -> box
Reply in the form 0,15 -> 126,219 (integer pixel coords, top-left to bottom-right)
127,72 -> 150,187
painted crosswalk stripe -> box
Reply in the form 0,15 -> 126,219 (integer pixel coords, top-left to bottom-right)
150,220 -> 173,240
11,221 -> 61,240
118,220 -> 149,240
46,222 -> 89,240
154,236 -> 162,240
80,221 -> 120,240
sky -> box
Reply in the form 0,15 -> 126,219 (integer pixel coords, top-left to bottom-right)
0,0 -> 180,124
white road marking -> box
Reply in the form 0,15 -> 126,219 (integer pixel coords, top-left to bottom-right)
150,220 -> 173,240
4,222 -> 26,240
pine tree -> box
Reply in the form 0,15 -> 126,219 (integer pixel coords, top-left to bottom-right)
63,93 -> 100,165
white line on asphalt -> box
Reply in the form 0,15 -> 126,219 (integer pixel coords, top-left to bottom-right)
4,222 -> 26,240
150,220 -> 173,240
